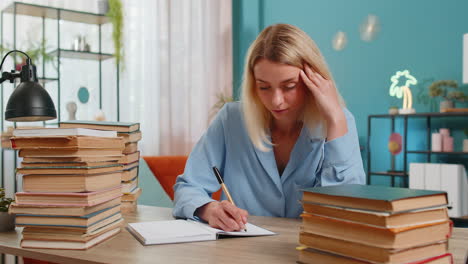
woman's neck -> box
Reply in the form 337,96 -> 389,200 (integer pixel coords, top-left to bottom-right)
271,120 -> 302,136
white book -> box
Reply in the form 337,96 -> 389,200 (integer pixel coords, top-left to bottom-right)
440,164 -> 468,217
13,128 -> 117,138
127,219 -> 275,245
424,163 -> 441,191
409,163 -> 425,189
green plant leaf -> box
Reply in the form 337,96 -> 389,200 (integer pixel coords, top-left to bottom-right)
107,0 -> 124,69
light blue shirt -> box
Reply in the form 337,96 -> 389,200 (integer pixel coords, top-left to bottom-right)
173,102 -> 365,219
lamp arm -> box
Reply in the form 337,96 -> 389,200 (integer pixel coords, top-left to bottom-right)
0,72 -> 21,84
0,50 -> 32,84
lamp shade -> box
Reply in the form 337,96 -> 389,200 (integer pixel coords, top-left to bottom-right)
5,81 -> 57,121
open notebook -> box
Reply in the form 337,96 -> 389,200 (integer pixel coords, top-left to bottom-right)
127,219 -> 275,245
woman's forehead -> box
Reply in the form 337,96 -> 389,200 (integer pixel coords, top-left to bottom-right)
253,58 -> 300,82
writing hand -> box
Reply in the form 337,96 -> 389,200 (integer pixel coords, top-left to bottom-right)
196,201 -> 248,232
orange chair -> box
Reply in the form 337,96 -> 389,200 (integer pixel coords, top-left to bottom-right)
143,156 -> 221,201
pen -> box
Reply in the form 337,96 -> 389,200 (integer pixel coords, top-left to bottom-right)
212,166 -> 247,232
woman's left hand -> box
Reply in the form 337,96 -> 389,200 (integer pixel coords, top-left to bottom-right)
299,64 -> 347,140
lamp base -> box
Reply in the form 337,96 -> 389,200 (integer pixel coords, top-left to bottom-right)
398,108 -> 415,114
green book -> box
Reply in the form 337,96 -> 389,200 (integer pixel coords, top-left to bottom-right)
60,120 -> 140,133
302,184 -> 447,213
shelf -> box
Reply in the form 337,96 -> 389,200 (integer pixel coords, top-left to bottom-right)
3,2 -> 109,25
38,77 -> 59,84
48,49 -> 114,61
369,171 -> 408,177
407,151 -> 468,155
369,112 -> 468,118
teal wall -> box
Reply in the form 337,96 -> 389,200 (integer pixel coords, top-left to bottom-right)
232,0 -> 468,186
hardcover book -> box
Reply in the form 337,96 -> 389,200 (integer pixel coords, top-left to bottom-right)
11,136 -> 124,149
22,171 -> 122,193
13,128 -> 116,138
302,184 -> 448,213
15,186 -> 122,206
60,121 -> 140,133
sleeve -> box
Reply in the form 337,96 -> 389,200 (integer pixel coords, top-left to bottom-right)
172,104 -> 229,219
317,108 -> 366,186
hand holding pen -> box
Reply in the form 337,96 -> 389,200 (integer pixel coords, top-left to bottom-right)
194,167 -> 248,232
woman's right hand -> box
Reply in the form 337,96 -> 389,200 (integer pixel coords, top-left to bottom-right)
196,201 -> 249,231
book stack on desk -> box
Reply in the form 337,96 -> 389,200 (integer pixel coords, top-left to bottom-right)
298,184 -> 453,264
60,121 -> 142,213
9,127 -> 125,250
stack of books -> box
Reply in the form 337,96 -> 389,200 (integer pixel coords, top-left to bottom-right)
60,121 -> 142,213
9,127 -> 125,250
298,184 -> 453,264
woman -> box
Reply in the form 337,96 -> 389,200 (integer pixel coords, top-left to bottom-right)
173,24 -> 365,231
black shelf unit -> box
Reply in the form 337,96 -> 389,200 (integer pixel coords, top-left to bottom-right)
367,112 -> 468,187
0,2 -> 120,191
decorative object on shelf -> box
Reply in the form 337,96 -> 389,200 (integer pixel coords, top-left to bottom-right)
442,136 -> 454,152
428,80 -> 468,112
71,35 -> 81,51
360,14 -> 380,42
71,35 -> 91,52
94,109 -> 106,121
415,77 -> 438,112
107,0 -> 124,67
97,0 -> 109,14
389,70 -> 417,114
332,31 -> 347,51
388,132 -> 402,155
66,101 -> 77,120
439,128 -> 453,152
388,106 -> 399,115
0,187 -> 15,232
78,86 -> 90,104
431,132 -> 442,152
0,50 -> 57,121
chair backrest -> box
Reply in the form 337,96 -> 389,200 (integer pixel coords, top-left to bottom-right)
142,156 -> 221,201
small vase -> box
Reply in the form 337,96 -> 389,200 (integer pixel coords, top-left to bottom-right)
388,108 -> 399,115
0,212 -> 15,232
439,100 -> 454,112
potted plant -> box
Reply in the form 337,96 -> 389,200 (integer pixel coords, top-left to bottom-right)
0,40 -> 57,71
0,187 -> 15,232
428,80 -> 468,112
107,0 -> 124,68
209,92 -> 234,122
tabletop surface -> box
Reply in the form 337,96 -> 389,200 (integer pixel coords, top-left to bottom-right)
0,205 -> 467,264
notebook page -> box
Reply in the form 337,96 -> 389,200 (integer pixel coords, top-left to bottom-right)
189,221 -> 276,237
128,220 -> 215,242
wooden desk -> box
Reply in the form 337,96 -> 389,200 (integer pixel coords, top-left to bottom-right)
0,205 -> 467,264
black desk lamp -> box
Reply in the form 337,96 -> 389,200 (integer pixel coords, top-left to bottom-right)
0,50 -> 56,121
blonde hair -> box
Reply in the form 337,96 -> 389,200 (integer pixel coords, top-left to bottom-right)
241,24 -> 345,152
